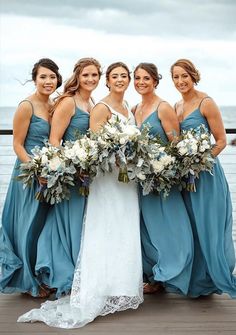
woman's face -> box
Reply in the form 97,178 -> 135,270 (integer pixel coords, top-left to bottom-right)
172,66 -> 194,94
134,68 -> 156,95
107,66 -> 130,93
79,65 -> 100,92
35,66 -> 58,95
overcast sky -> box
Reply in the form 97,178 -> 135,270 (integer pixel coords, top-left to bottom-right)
0,0 -> 236,107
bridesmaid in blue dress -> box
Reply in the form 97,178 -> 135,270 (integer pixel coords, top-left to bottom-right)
35,58 -> 102,297
171,58 -> 236,298
133,63 -> 194,295
0,58 -> 62,297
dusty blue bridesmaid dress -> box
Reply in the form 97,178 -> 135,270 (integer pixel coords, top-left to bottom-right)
180,98 -> 236,298
140,103 -> 194,295
0,101 -> 50,296
35,103 -> 89,297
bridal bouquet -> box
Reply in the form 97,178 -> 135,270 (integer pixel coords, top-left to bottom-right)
17,142 -> 77,204
63,135 -> 99,196
174,124 -> 215,191
90,116 -> 141,183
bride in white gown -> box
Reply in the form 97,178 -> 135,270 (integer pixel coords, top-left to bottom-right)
18,62 -> 143,328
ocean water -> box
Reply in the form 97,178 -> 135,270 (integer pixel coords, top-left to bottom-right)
1,105 -> 236,127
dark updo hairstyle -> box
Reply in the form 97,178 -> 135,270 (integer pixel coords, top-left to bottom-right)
134,62 -> 162,88
170,59 -> 201,85
31,58 -> 62,88
106,61 -> 131,88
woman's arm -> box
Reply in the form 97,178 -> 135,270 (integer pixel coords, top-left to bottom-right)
90,103 -> 110,132
49,97 -> 75,146
201,98 -> 227,157
158,102 -> 180,141
13,101 -> 32,162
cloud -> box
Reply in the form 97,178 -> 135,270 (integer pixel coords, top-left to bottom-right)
0,1 -> 236,106
1,0 -> 236,39
0,13 -> 236,107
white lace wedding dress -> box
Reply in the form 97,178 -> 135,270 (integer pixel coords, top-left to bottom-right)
17,103 -> 143,329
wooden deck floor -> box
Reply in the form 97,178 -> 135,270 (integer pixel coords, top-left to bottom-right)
0,292 -> 236,335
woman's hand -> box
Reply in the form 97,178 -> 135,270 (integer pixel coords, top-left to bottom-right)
38,177 -> 47,185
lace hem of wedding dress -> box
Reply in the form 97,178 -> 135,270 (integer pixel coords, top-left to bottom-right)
17,292 -> 143,329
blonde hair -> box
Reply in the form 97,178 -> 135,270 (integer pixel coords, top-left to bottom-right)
170,59 -> 201,84
52,57 -> 102,111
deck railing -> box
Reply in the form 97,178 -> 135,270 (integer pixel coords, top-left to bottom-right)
1,129 -> 236,135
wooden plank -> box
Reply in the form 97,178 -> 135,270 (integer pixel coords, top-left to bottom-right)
0,293 -> 235,334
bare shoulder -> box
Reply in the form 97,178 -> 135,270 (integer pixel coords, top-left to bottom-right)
160,100 -> 173,109
200,96 -> 219,116
15,99 -> 33,119
159,100 -> 175,117
58,96 -> 75,109
91,101 -> 110,115
53,96 -> 75,117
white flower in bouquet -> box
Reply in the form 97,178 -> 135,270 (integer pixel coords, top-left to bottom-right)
137,157 -> 145,168
177,138 -> 198,155
201,133 -> 208,140
63,135 -> 99,197
199,139 -> 210,152
119,137 -> 128,145
41,154 -> 49,165
48,155 -> 65,171
75,147 -> 89,162
128,125 -> 178,197
64,147 -> 76,160
17,141 -> 77,204
139,150 -> 178,197
178,145 -> 189,156
104,124 -> 117,135
174,124 -> 215,192
150,159 -> 165,174
136,172 -> 146,181
120,124 -> 141,138
97,136 -> 109,147
159,154 -> 175,166
90,117 -> 142,182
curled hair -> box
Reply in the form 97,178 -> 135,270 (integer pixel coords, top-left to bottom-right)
31,58 -> 62,88
53,57 -> 102,109
134,62 -> 162,88
170,59 -> 201,84
106,62 -> 131,88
